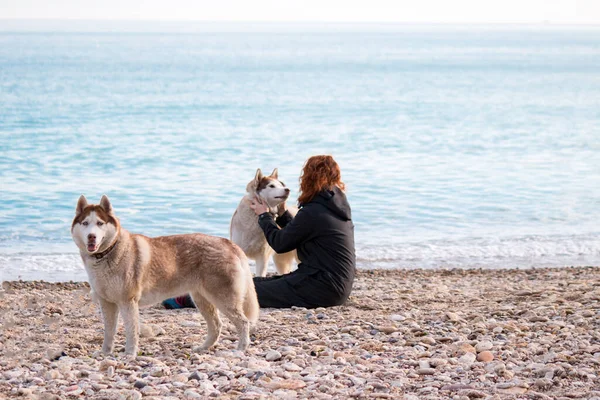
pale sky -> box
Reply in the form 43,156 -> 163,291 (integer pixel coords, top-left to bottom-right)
0,0 -> 599,24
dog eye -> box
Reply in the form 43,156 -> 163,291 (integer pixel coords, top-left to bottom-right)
269,184 -> 275,188
97,221 -> 104,227
82,221 -> 89,226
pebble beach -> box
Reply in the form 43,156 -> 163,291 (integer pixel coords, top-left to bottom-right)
1,267 -> 599,399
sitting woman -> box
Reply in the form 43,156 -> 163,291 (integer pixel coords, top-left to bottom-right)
163,155 -> 356,309
249,154 -> 355,308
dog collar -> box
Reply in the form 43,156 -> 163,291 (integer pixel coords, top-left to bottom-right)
93,239 -> 118,260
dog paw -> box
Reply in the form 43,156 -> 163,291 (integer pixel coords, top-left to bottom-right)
236,344 -> 249,352
124,348 -> 138,357
192,345 -> 210,353
122,353 -> 137,361
92,350 -> 109,359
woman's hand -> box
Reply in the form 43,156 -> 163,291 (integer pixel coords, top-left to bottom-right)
250,196 -> 269,216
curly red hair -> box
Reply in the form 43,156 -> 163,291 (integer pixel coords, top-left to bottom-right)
298,155 -> 345,204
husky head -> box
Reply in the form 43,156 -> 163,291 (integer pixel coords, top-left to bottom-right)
247,168 -> 290,209
71,195 -> 120,256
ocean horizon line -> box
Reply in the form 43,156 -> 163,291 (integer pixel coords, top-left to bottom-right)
1,19 -> 599,33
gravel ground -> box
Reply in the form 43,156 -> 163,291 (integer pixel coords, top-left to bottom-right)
0,267 -> 599,399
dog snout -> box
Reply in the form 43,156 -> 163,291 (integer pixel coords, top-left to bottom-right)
284,188 -> 290,193
88,233 -> 96,242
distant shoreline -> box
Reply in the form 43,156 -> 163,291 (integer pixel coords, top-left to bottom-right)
2,265 -> 598,286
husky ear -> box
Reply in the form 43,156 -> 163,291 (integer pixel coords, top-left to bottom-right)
76,195 -> 88,215
99,195 -> 113,214
269,168 -> 278,179
254,168 -> 263,183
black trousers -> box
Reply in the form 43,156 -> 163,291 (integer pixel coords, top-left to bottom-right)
253,269 -> 346,309
173,270 -> 347,310
252,274 -> 310,308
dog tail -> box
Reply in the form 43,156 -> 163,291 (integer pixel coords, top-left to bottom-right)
238,251 -> 259,324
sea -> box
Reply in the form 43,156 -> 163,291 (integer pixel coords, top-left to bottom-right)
1,21 -> 599,282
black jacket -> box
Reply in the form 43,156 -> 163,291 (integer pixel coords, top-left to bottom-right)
257,186 -> 356,306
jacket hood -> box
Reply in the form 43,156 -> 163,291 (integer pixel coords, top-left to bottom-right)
310,186 -> 352,220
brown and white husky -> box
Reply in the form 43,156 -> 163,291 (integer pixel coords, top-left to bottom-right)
230,168 -> 298,277
71,195 -> 258,356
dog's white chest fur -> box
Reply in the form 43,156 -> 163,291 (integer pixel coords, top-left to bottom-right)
231,199 -> 272,257
83,257 -> 128,303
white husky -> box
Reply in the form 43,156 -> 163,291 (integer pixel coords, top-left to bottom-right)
230,168 -> 298,277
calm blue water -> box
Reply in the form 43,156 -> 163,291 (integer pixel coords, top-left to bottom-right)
1,24 -> 600,281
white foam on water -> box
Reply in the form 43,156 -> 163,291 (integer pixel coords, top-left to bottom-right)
0,253 -> 87,282
2,232 -> 599,282
357,233 -> 600,269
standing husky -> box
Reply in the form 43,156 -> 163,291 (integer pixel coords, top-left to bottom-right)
71,195 -> 258,355
230,168 -> 298,277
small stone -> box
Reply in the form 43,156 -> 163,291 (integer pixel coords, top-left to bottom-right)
445,312 -> 461,322
458,352 -> 477,365
184,389 -> 203,399
420,336 -> 436,345
283,363 -> 302,372
377,326 -> 398,334
89,373 -> 104,380
133,380 -> 147,389
441,384 -> 474,391
140,324 -> 155,338
99,359 -> 117,371
149,367 -> 170,377
534,378 -> 552,390
264,379 -> 306,390
39,395 -> 61,400
417,368 -> 436,375
476,351 -> 494,362
458,343 -> 476,354
140,386 -> 160,396
390,314 -> 406,321
45,370 -> 61,380
46,349 -> 67,361
497,386 -> 528,395
430,358 -> 448,368
582,310 -> 594,318
189,371 -> 208,381
18,388 -> 33,396
459,389 -> 486,398
475,341 -> 493,352
266,350 -> 282,361
277,346 -> 296,356
529,315 -> 549,322
115,380 -> 131,389
4,369 -> 24,379
173,373 -> 189,383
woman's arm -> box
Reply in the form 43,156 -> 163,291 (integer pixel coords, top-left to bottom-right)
250,196 -> 313,253
257,208 -> 313,254
275,210 -> 293,228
